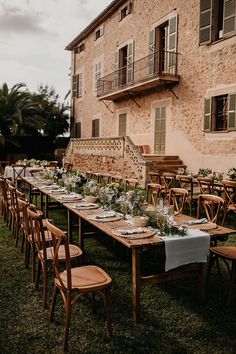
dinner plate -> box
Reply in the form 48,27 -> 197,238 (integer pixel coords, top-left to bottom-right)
186,222 -> 217,231
88,214 -> 121,222
112,227 -> 156,239
74,203 -> 99,210
59,194 -> 83,201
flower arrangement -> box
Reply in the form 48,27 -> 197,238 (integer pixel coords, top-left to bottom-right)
53,167 -> 67,182
40,167 -> 55,180
83,180 -> 99,196
64,171 -> 87,193
124,188 -> 146,216
227,168 -> 236,181
196,168 -> 212,178
17,158 -> 42,167
98,182 -> 124,209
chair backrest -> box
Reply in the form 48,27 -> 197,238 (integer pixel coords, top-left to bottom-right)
146,183 -> 162,206
12,164 -> 26,184
197,177 -> 213,194
125,178 -> 138,191
27,205 -> 49,256
176,175 -> 192,192
197,194 -> 224,223
222,180 -> 236,209
169,188 -> 188,215
8,184 -> 24,218
162,172 -> 176,193
17,198 -> 30,232
45,219 -> 71,291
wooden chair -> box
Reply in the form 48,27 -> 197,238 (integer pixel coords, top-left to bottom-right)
124,178 -> 138,191
169,188 -> 188,215
29,169 -> 42,205
45,219 -> 112,351
176,175 -> 197,215
149,171 -> 161,184
27,205 -> 83,308
8,184 -> 25,246
197,194 -> 224,224
221,180 -> 236,225
208,246 -> 236,306
146,183 -> 162,206
161,172 -> 176,195
197,177 -> 213,195
17,197 -> 30,254
12,164 -> 26,188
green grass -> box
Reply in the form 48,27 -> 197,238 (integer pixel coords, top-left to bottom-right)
0,207 -> 236,354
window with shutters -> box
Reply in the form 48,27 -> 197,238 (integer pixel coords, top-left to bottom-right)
149,16 -> 178,75
72,73 -> 83,98
119,2 -> 131,21
199,0 -> 236,45
75,122 -> 81,138
118,114 -> 127,136
204,93 -> 236,131
95,26 -> 104,40
94,62 -> 102,91
92,119 -> 99,137
115,41 -> 134,87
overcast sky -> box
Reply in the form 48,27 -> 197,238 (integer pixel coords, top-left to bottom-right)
0,0 -> 111,101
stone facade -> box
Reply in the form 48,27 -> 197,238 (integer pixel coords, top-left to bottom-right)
66,0 -> 236,174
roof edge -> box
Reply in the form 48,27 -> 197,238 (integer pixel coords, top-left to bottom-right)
65,0 -> 127,51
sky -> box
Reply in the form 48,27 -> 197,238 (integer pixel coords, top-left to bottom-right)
0,0 -> 111,101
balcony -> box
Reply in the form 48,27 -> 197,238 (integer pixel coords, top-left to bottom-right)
97,50 -> 179,101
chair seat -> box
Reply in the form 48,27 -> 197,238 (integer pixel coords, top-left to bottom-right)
228,204 -> 236,211
210,246 -> 236,260
56,265 -> 112,290
39,244 -> 82,261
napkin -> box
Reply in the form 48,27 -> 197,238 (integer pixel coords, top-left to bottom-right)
96,212 -> 117,219
117,228 -> 146,235
75,203 -> 96,207
185,218 -> 208,225
160,229 -> 210,272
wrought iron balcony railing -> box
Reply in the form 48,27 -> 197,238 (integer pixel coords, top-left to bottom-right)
97,50 -> 179,99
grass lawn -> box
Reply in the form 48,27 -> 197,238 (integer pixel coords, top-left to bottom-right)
0,206 -> 236,354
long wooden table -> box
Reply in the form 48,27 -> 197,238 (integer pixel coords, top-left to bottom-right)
23,177 -> 236,323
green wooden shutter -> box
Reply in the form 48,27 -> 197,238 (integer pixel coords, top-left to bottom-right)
204,98 -> 211,131
168,15 -> 178,74
72,75 -> 77,98
127,41 -> 134,83
119,114 -> 127,136
223,0 -> 236,37
92,119 -> 99,137
78,73 -> 83,97
199,0 -> 212,45
148,29 -> 155,75
114,49 -> 119,88
228,93 -> 236,130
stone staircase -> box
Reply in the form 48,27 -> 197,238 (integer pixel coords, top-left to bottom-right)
143,155 -> 186,174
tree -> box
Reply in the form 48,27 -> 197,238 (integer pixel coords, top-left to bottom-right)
32,85 -> 70,138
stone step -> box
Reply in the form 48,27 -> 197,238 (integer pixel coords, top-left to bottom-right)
151,160 -> 184,166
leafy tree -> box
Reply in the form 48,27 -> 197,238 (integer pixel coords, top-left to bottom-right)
32,85 -> 69,138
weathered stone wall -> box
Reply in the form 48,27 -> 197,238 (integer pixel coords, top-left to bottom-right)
71,0 -> 236,173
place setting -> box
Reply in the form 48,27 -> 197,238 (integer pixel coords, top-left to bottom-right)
88,210 -> 122,222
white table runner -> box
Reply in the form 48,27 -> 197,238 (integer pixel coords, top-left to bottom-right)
160,229 -> 210,272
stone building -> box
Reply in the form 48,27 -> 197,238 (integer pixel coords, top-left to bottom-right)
66,0 -> 236,174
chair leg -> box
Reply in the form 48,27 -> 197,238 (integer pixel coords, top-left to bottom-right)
227,261 -> 235,306
105,287 -> 113,336
36,259 -> 41,290
49,285 -> 59,322
42,263 -> 48,309
63,296 -> 72,352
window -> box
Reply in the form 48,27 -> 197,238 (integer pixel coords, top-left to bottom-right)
94,26 -> 104,40
92,119 -> 99,137
72,73 -> 83,98
149,16 -> 178,75
74,43 -> 85,54
75,122 -> 81,138
199,0 -> 236,45
95,62 -> 102,90
119,2 -> 131,21
114,41 -> 134,88
204,93 -> 236,131
119,113 -> 127,136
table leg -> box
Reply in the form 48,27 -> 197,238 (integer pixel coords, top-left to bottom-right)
78,216 -> 84,250
197,263 -> 207,303
132,248 -> 141,323
40,192 -> 44,215
67,209 -> 72,243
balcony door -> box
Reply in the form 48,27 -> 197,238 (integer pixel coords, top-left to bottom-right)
115,41 -> 134,88
154,107 -> 166,155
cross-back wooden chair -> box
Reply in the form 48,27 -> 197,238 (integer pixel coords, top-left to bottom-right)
27,205 -> 83,308
176,175 -> 197,215
100,173 -> 112,185
125,178 -> 138,191
8,184 -> 25,246
45,219 -> 113,352
29,169 -> 42,205
208,246 -> 236,306
12,164 -> 26,188
146,183 -> 162,206
197,194 -> 224,224
17,197 -> 30,254
197,177 -> 213,195
169,188 -> 189,215
161,172 -> 176,195
221,180 -> 236,225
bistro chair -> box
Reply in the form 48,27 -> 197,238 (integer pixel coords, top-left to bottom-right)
12,164 -> 26,188
125,178 -> 138,191
197,177 -> 213,195
8,184 -> 25,246
29,169 -> 42,205
161,172 -> 176,196
221,180 -> 236,226
146,183 -> 162,206
176,175 -> 197,215
208,246 -> 236,306
17,197 -> 30,254
27,205 -> 83,308
169,188 -> 188,215
45,219 -> 112,351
